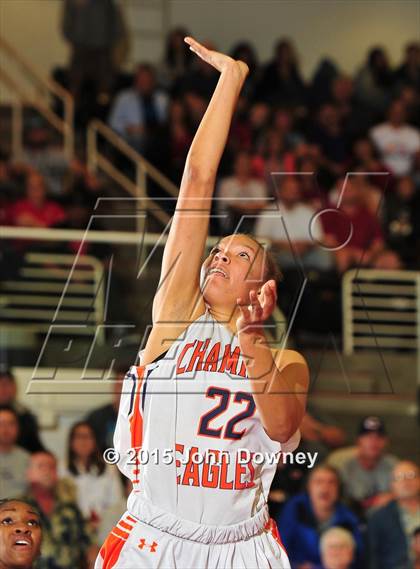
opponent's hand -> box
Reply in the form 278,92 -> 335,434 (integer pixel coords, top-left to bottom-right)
184,36 -> 249,78
236,279 -> 277,336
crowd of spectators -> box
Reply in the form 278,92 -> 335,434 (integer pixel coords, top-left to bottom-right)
1,27 -> 419,339
1,365 -> 419,569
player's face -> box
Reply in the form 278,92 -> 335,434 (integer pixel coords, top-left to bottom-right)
201,235 -> 266,309
0,501 -> 42,569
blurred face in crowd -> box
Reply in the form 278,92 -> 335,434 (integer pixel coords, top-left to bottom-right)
274,109 -> 292,133
275,40 -> 296,67
357,432 -> 387,464
339,180 -> 363,213
318,104 -> 340,130
353,138 -> 375,163
71,424 -> 96,461
392,461 -> 419,501
135,67 -> 155,95
27,453 -> 57,490
0,375 -> 16,405
25,174 -> 46,206
388,101 -> 406,126
0,410 -> 19,450
396,176 -> 415,200
233,152 -> 251,178
249,103 -> 269,129
0,500 -> 42,569
405,42 -> 420,66
332,76 -> 353,103
369,48 -> 390,71
278,176 -> 301,207
308,467 -> 339,514
321,530 -> 355,569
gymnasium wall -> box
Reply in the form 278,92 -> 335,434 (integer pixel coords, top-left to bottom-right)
0,0 -> 418,88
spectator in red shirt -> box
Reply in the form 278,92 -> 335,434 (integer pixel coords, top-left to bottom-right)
7,171 -> 66,229
321,178 -> 401,273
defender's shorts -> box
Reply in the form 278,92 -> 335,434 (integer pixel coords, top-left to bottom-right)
95,499 -> 290,569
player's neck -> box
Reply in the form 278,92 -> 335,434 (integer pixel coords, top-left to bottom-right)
208,305 -> 238,336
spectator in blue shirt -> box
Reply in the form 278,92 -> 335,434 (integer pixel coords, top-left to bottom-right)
277,464 -> 364,569
108,63 -> 169,154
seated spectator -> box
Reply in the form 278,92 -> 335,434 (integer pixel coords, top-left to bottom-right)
309,104 -> 348,178
331,416 -> 398,516
159,99 -> 193,183
277,464 -> 363,569
395,41 -> 420,91
370,99 -> 420,176
0,369 -> 44,453
351,137 -> 389,188
108,63 -> 169,154
60,421 -> 123,535
255,38 -> 307,110
255,175 -> 333,270
368,461 -> 419,569
322,178 -> 401,273
342,172 -> 382,216
217,151 -> 268,234
21,451 -> 98,569
158,27 -> 194,92
252,129 -> 288,185
85,367 -> 126,454
383,175 -> 420,268
273,108 -> 305,150
0,498 -> 42,569
0,406 -> 30,499
354,46 -> 395,121
320,527 -> 357,569
6,171 -> 66,230
19,122 -> 70,197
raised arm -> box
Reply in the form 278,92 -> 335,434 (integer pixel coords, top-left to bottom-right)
153,38 -> 248,322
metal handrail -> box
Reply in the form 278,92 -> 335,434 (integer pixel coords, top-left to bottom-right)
0,250 -> 104,343
342,268 -> 420,355
87,119 -> 179,227
0,35 -> 74,159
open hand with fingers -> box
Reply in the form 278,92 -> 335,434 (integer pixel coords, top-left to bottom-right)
184,36 -> 249,78
236,279 -> 277,336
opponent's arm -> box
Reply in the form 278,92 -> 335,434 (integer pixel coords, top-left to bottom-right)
153,39 -> 248,321
237,283 -> 309,442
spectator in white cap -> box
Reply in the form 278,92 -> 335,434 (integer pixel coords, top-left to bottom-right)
320,527 -> 356,569
333,416 -> 398,516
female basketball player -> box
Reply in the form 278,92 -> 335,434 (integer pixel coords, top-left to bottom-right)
0,499 -> 42,569
96,37 -> 309,569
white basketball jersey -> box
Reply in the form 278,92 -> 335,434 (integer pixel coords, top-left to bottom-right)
114,311 -> 296,526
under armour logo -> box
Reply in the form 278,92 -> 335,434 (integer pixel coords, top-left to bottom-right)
138,538 -> 158,553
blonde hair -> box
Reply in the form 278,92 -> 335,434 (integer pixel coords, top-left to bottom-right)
320,527 -> 356,554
